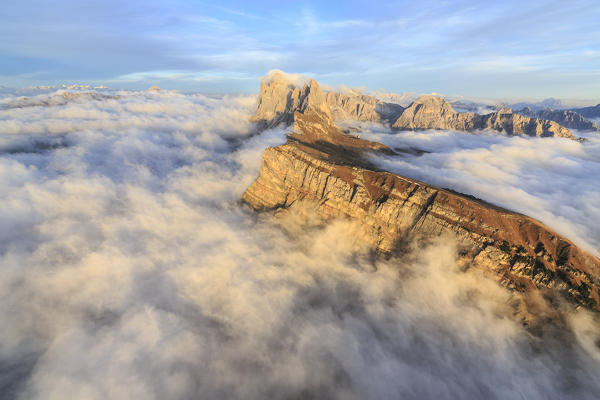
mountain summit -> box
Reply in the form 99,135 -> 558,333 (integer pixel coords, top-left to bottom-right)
393,95 -> 575,138
243,72 -> 600,330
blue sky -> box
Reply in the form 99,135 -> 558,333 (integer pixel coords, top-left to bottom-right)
1,0 -> 599,100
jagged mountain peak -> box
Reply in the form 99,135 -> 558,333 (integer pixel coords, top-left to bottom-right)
243,73 -> 600,329
403,95 -> 458,116
394,95 -> 574,138
253,75 -> 331,128
253,72 -> 576,139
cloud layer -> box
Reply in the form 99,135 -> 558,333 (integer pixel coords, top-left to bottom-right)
356,123 -> 600,255
1,90 -> 600,399
1,1 -> 600,100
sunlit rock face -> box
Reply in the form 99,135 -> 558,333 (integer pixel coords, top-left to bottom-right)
252,71 -> 403,128
243,74 -> 600,328
393,95 -> 576,139
572,103 -> 600,120
253,72 -> 332,129
1,80 -> 600,400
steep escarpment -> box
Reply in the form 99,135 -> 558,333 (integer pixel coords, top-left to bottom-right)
243,73 -> 600,321
393,96 -> 576,139
252,71 -> 403,127
324,90 -> 404,122
572,104 -> 600,120
252,74 -> 332,129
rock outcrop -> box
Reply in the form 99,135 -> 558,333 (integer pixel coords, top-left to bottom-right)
572,104 -> 600,120
252,71 -> 403,128
393,96 -> 576,139
244,73 -> 600,326
1,92 -> 120,110
392,96 -> 477,131
517,107 -> 600,132
478,108 -> 575,138
253,72 -> 576,139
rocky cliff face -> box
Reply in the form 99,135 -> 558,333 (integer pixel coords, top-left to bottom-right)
252,72 -> 332,129
517,107 -> 600,132
393,96 -> 576,139
324,91 -> 404,122
392,96 -> 477,131
252,71 -> 403,127
1,91 -> 120,110
572,104 -> 600,120
243,73 -> 600,326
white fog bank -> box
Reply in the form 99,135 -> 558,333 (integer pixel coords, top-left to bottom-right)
0,90 -> 599,400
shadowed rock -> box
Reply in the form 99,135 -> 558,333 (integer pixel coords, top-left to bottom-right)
244,72 -> 600,328
325,90 -> 404,122
252,73 -> 331,129
517,107 -> 600,132
393,96 -> 576,139
243,137 -> 600,321
571,104 -> 600,120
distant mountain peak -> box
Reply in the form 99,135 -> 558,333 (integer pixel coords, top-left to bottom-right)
243,71 -> 600,328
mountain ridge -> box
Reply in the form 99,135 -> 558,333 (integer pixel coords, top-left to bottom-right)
392,96 -> 575,138
254,72 -> 577,139
516,107 -> 600,132
242,74 -> 600,327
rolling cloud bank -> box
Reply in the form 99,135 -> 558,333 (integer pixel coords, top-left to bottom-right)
1,89 -> 600,399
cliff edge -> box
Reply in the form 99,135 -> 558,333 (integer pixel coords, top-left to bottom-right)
243,73 -> 600,328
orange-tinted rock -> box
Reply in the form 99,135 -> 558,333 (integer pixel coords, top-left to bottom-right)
244,73 -> 599,320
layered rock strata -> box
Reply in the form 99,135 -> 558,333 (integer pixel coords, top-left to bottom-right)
324,91 -> 404,122
243,73 -> 600,322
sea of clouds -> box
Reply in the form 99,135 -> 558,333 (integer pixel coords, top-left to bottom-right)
1,89 -> 600,399
355,123 -> 600,256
